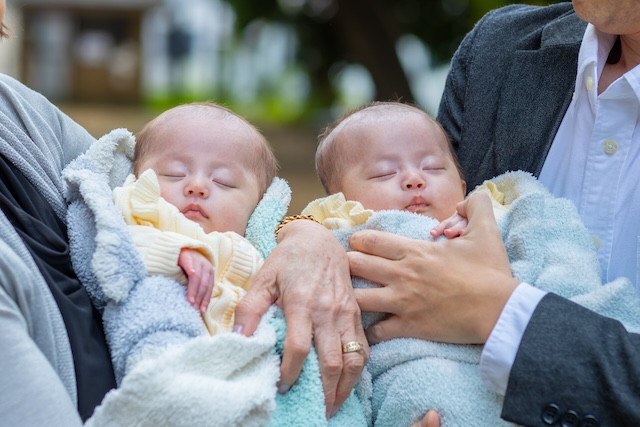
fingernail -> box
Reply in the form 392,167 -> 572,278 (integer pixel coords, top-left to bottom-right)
277,384 -> 290,394
232,325 -> 243,335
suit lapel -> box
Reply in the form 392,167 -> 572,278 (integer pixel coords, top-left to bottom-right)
494,14 -> 586,177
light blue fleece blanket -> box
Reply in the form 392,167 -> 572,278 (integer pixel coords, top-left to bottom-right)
331,171 -> 640,427
63,129 -> 366,426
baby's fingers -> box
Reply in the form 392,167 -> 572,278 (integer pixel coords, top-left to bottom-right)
429,222 -> 447,238
443,220 -> 468,239
197,264 -> 215,313
431,213 -> 467,239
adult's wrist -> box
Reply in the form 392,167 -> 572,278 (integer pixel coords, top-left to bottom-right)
473,276 -> 520,343
480,282 -> 547,394
275,214 -> 323,242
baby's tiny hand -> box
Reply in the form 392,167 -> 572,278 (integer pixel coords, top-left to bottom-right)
430,212 -> 468,239
178,248 -> 215,313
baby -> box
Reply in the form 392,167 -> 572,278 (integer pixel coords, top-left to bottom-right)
113,102 -> 278,335
302,101 -> 609,426
304,101 -> 469,329
67,103 -> 368,426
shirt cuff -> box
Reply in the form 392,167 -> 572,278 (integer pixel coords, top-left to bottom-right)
480,282 -> 547,395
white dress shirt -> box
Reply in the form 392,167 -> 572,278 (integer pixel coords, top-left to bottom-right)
481,24 -> 640,394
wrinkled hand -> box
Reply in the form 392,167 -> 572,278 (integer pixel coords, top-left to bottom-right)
350,192 -> 518,345
430,211 -> 468,239
178,248 -> 215,313
234,220 -> 369,418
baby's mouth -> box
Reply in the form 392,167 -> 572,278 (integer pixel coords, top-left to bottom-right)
405,197 -> 429,213
182,204 -> 208,219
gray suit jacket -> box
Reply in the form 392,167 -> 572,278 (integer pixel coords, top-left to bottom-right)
438,3 -> 640,426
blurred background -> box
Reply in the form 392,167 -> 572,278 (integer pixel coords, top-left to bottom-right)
1,0 -> 561,212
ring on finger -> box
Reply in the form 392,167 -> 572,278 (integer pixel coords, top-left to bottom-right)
342,341 -> 364,355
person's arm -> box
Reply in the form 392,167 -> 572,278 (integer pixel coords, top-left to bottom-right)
352,193 -> 640,426
502,293 -> 640,426
0,241 -> 83,427
0,288 -> 83,427
233,219 -> 369,418
0,74 -> 95,171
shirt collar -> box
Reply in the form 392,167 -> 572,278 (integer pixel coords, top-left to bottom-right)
575,24 -> 640,103
574,24 -> 617,101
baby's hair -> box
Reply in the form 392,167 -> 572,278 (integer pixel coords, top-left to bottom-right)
316,101 -> 463,193
134,102 -> 278,195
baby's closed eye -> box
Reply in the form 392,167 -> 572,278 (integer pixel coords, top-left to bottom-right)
213,178 -> 237,189
369,169 -> 397,179
157,170 -> 186,180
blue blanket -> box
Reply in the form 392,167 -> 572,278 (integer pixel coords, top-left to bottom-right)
332,171 -> 640,427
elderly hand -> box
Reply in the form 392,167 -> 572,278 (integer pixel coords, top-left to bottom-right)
350,192 -> 518,345
233,219 -> 369,418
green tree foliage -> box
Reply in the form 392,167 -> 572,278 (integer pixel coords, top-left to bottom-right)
224,0 -> 564,112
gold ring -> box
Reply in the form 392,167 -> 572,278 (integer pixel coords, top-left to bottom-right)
342,341 -> 364,354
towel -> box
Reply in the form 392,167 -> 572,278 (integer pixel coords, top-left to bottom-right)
63,128 -> 366,426
86,306 -> 281,427
336,171 -> 640,427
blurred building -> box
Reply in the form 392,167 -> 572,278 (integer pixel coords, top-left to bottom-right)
5,1 -> 446,115
9,0 -> 242,106
14,0 -> 159,103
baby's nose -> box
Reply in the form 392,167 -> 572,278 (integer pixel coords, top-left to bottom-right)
186,178 -> 210,197
403,173 -> 425,189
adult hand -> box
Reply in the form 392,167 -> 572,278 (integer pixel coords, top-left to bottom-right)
234,219 -> 369,418
350,192 -> 518,345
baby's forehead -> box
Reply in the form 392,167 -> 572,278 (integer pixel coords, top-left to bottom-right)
340,108 -> 442,144
342,106 -> 434,133
157,109 -> 260,143
162,106 -> 250,130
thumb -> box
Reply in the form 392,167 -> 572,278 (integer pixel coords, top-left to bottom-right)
365,315 -> 406,345
457,191 -> 495,224
233,265 -> 279,337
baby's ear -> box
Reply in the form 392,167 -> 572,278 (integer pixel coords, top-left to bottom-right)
245,177 -> 292,258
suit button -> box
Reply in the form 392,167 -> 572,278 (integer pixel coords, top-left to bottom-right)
542,403 -> 561,425
561,410 -> 579,427
580,415 -> 599,427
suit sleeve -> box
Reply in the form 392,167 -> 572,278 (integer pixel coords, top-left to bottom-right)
502,293 -> 640,426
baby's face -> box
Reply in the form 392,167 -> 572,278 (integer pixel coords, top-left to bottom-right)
336,112 -> 466,221
137,116 -> 262,235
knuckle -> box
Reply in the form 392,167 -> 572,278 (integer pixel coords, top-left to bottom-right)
322,356 -> 343,377
366,323 -> 382,344
286,340 -> 311,359
342,354 -> 365,373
